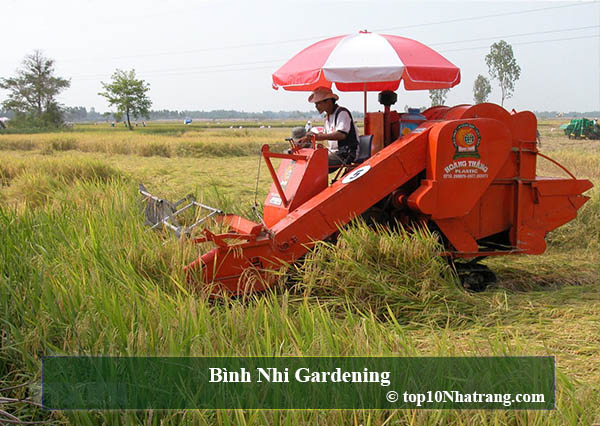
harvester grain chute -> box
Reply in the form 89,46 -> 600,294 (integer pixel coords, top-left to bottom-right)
140,32 -> 593,294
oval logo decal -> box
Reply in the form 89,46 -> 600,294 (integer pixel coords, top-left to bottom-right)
342,165 -> 371,184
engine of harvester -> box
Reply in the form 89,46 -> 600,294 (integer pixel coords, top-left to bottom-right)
143,92 -> 592,295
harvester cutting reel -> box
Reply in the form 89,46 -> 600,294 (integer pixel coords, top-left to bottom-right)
139,183 -> 222,238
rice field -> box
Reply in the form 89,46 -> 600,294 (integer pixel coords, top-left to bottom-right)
1,120 -> 599,425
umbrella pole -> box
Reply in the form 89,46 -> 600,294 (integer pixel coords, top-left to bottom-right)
363,83 -> 367,117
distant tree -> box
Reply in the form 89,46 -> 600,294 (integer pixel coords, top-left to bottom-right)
473,75 -> 492,104
87,106 -> 102,121
485,40 -> 521,107
0,50 -> 70,127
429,89 -> 450,107
98,69 -> 151,130
64,106 -> 88,122
0,109 -> 15,119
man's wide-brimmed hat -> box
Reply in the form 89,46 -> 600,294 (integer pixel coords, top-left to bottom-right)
291,126 -> 306,141
308,87 -> 339,103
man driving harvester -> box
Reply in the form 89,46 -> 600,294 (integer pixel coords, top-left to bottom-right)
299,87 -> 360,169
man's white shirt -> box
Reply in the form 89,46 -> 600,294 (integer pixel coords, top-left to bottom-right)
324,107 -> 359,153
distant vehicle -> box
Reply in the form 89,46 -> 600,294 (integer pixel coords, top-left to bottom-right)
560,118 -> 600,139
184,119 -> 192,125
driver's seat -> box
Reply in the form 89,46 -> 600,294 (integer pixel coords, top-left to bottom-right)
354,134 -> 373,163
329,134 -> 373,178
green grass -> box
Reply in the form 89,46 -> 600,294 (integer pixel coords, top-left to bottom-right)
294,222 -> 482,325
0,120 -> 599,425
0,122 -> 293,158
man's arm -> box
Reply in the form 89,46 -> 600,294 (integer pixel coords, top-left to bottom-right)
297,130 -> 346,144
314,130 -> 346,142
310,109 -> 353,142
298,109 -> 353,144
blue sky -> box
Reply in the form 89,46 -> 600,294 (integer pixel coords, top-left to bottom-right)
2,0 -> 599,113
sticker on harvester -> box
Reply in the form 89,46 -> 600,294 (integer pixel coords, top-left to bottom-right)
452,123 -> 481,159
442,159 -> 489,179
444,123 -> 488,179
280,161 -> 296,190
342,165 -> 371,184
269,195 -> 282,206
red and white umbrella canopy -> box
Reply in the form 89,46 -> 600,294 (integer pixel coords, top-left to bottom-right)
272,31 -> 460,92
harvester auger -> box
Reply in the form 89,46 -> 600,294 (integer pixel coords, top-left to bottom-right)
141,102 -> 592,295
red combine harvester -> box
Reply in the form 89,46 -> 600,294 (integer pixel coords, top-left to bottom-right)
141,32 -> 593,294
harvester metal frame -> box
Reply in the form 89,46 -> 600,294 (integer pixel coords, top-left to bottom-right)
139,183 -> 222,238
140,103 -> 593,296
